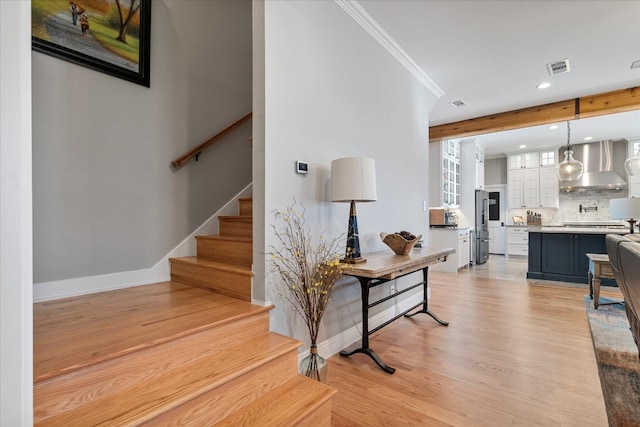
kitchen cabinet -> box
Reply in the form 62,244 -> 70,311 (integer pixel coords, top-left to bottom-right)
508,168 -> 539,208
475,142 -> 485,190
527,232 -> 617,284
628,139 -> 640,197
507,150 -> 558,209
461,139 -> 485,190
506,227 -> 528,256
458,230 -> 470,268
429,139 -> 460,208
509,152 -> 539,169
430,228 -> 470,273
538,167 -> 559,208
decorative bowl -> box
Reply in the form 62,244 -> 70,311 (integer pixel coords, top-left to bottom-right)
380,231 -> 422,255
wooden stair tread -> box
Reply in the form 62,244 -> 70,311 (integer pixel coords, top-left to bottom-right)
214,375 -> 337,427
37,333 -> 301,426
170,256 -> 253,275
34,281 -> 269,382
195,235 -> 252,242
219,215 -> 252,220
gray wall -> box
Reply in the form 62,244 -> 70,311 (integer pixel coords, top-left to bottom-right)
485,157 -> 508,185
32,1 -> 252,283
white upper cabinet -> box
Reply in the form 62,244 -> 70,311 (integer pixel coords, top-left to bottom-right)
507,149 -> 558,209
509,152 -> 539,169
429,139 -> 460,208
628,139 -> 640,197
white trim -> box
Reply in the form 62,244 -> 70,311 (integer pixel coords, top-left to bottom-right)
308,291 -> 424,361
335,0 -> 445,98
1,1 -> 34,423
33,184 -> 253,302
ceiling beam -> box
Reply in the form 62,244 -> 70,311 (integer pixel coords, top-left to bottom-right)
428,86 -> 640,142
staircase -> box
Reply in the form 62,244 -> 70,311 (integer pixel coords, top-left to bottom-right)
33,198 -> 336,426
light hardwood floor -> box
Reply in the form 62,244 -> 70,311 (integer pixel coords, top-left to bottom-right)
328,255 -> 620,426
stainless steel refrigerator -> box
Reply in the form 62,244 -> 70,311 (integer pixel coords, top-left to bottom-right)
475,189 -> 490,264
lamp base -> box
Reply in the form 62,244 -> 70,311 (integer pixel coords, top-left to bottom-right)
340,256 -> 367,264
626,219 -> 636,234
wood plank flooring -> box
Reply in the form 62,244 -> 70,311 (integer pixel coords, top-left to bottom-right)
328,256 -> 618,426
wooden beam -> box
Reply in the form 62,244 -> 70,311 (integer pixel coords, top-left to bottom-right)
428,86 -> 640,142
429,100 -> 576,141
579,86 -> 640,118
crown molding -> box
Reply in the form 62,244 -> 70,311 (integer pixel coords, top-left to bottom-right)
335,0 -> 444,99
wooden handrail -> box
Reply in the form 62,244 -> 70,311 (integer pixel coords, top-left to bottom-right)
171,112 -> 252,168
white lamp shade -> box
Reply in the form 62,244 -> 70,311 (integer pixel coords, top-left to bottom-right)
331,157 -> 377,202
610,197 -> 640,219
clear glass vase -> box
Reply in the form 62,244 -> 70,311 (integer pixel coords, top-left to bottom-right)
300,344 -> 328,382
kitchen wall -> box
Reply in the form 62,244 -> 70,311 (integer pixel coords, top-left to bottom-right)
485,157 -> 507,186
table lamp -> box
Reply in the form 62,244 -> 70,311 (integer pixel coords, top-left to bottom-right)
610,197 -> 640,233
331,157 -> 377,263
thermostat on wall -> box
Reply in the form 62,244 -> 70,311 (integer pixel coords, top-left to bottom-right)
296,161 -> 309,174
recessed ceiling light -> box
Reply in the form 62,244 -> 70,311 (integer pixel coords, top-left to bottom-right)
632,60 -> 640,70
520,144 -> 527,149
537,82 -> 551,89
584,136 -> 593,141
549,125 -> 558,130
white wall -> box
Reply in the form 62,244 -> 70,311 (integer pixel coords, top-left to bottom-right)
257,0 -> 440,354
32,1 -> 252,286
0,1 -> 34,423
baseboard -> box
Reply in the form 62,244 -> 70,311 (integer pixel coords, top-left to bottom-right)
33,184 -> 253,302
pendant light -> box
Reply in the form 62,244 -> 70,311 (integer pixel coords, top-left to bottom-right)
556,120 -> 584,181
624,143 -> 640,176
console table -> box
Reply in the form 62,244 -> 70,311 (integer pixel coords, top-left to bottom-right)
339,246 -> 455,374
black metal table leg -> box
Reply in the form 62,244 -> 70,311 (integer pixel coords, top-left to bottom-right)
339,346 -> 396,374
340,264 -> 449,373
404,267 -> 449,326
339,277 -> 397,374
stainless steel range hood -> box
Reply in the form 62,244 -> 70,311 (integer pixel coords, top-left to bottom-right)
559,139 -> 628,192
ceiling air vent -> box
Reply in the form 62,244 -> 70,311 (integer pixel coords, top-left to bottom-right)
449,99 -> 467,108
547,59 -> 571,75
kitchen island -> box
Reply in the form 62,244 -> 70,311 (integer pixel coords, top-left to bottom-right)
527,226 -> 628,284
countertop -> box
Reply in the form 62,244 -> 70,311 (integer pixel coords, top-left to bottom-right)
527,226 -> 630,235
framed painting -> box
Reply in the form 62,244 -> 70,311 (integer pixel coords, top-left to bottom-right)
32,0 -> 151,87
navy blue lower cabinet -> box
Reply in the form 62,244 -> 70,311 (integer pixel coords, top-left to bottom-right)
527,233 -> 612,284
527,232 -> 542,276
541,233 -> 576,278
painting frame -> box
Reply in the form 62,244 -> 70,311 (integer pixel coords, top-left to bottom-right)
32,0 -> 151,87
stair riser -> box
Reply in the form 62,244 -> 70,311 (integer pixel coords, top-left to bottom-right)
219,218 -> 252,238
34,311 -> 270,422
196,238 -> 252,268
145,351 -> 299,426
238,198 -> 252,216
170,261 -> 252,301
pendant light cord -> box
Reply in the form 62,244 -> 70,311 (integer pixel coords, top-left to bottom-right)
566,120 -> 571,151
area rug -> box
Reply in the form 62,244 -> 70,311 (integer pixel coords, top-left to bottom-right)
584,296 -> 640,426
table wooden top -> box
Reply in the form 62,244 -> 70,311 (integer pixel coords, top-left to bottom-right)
586,253 -> 610,263
341,246 -> 455,280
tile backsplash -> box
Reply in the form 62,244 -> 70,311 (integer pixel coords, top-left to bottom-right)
509,189 -> 628,225
559,189 -> 627,224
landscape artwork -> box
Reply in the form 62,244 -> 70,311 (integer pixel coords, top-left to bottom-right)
32,0 -> 151,87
